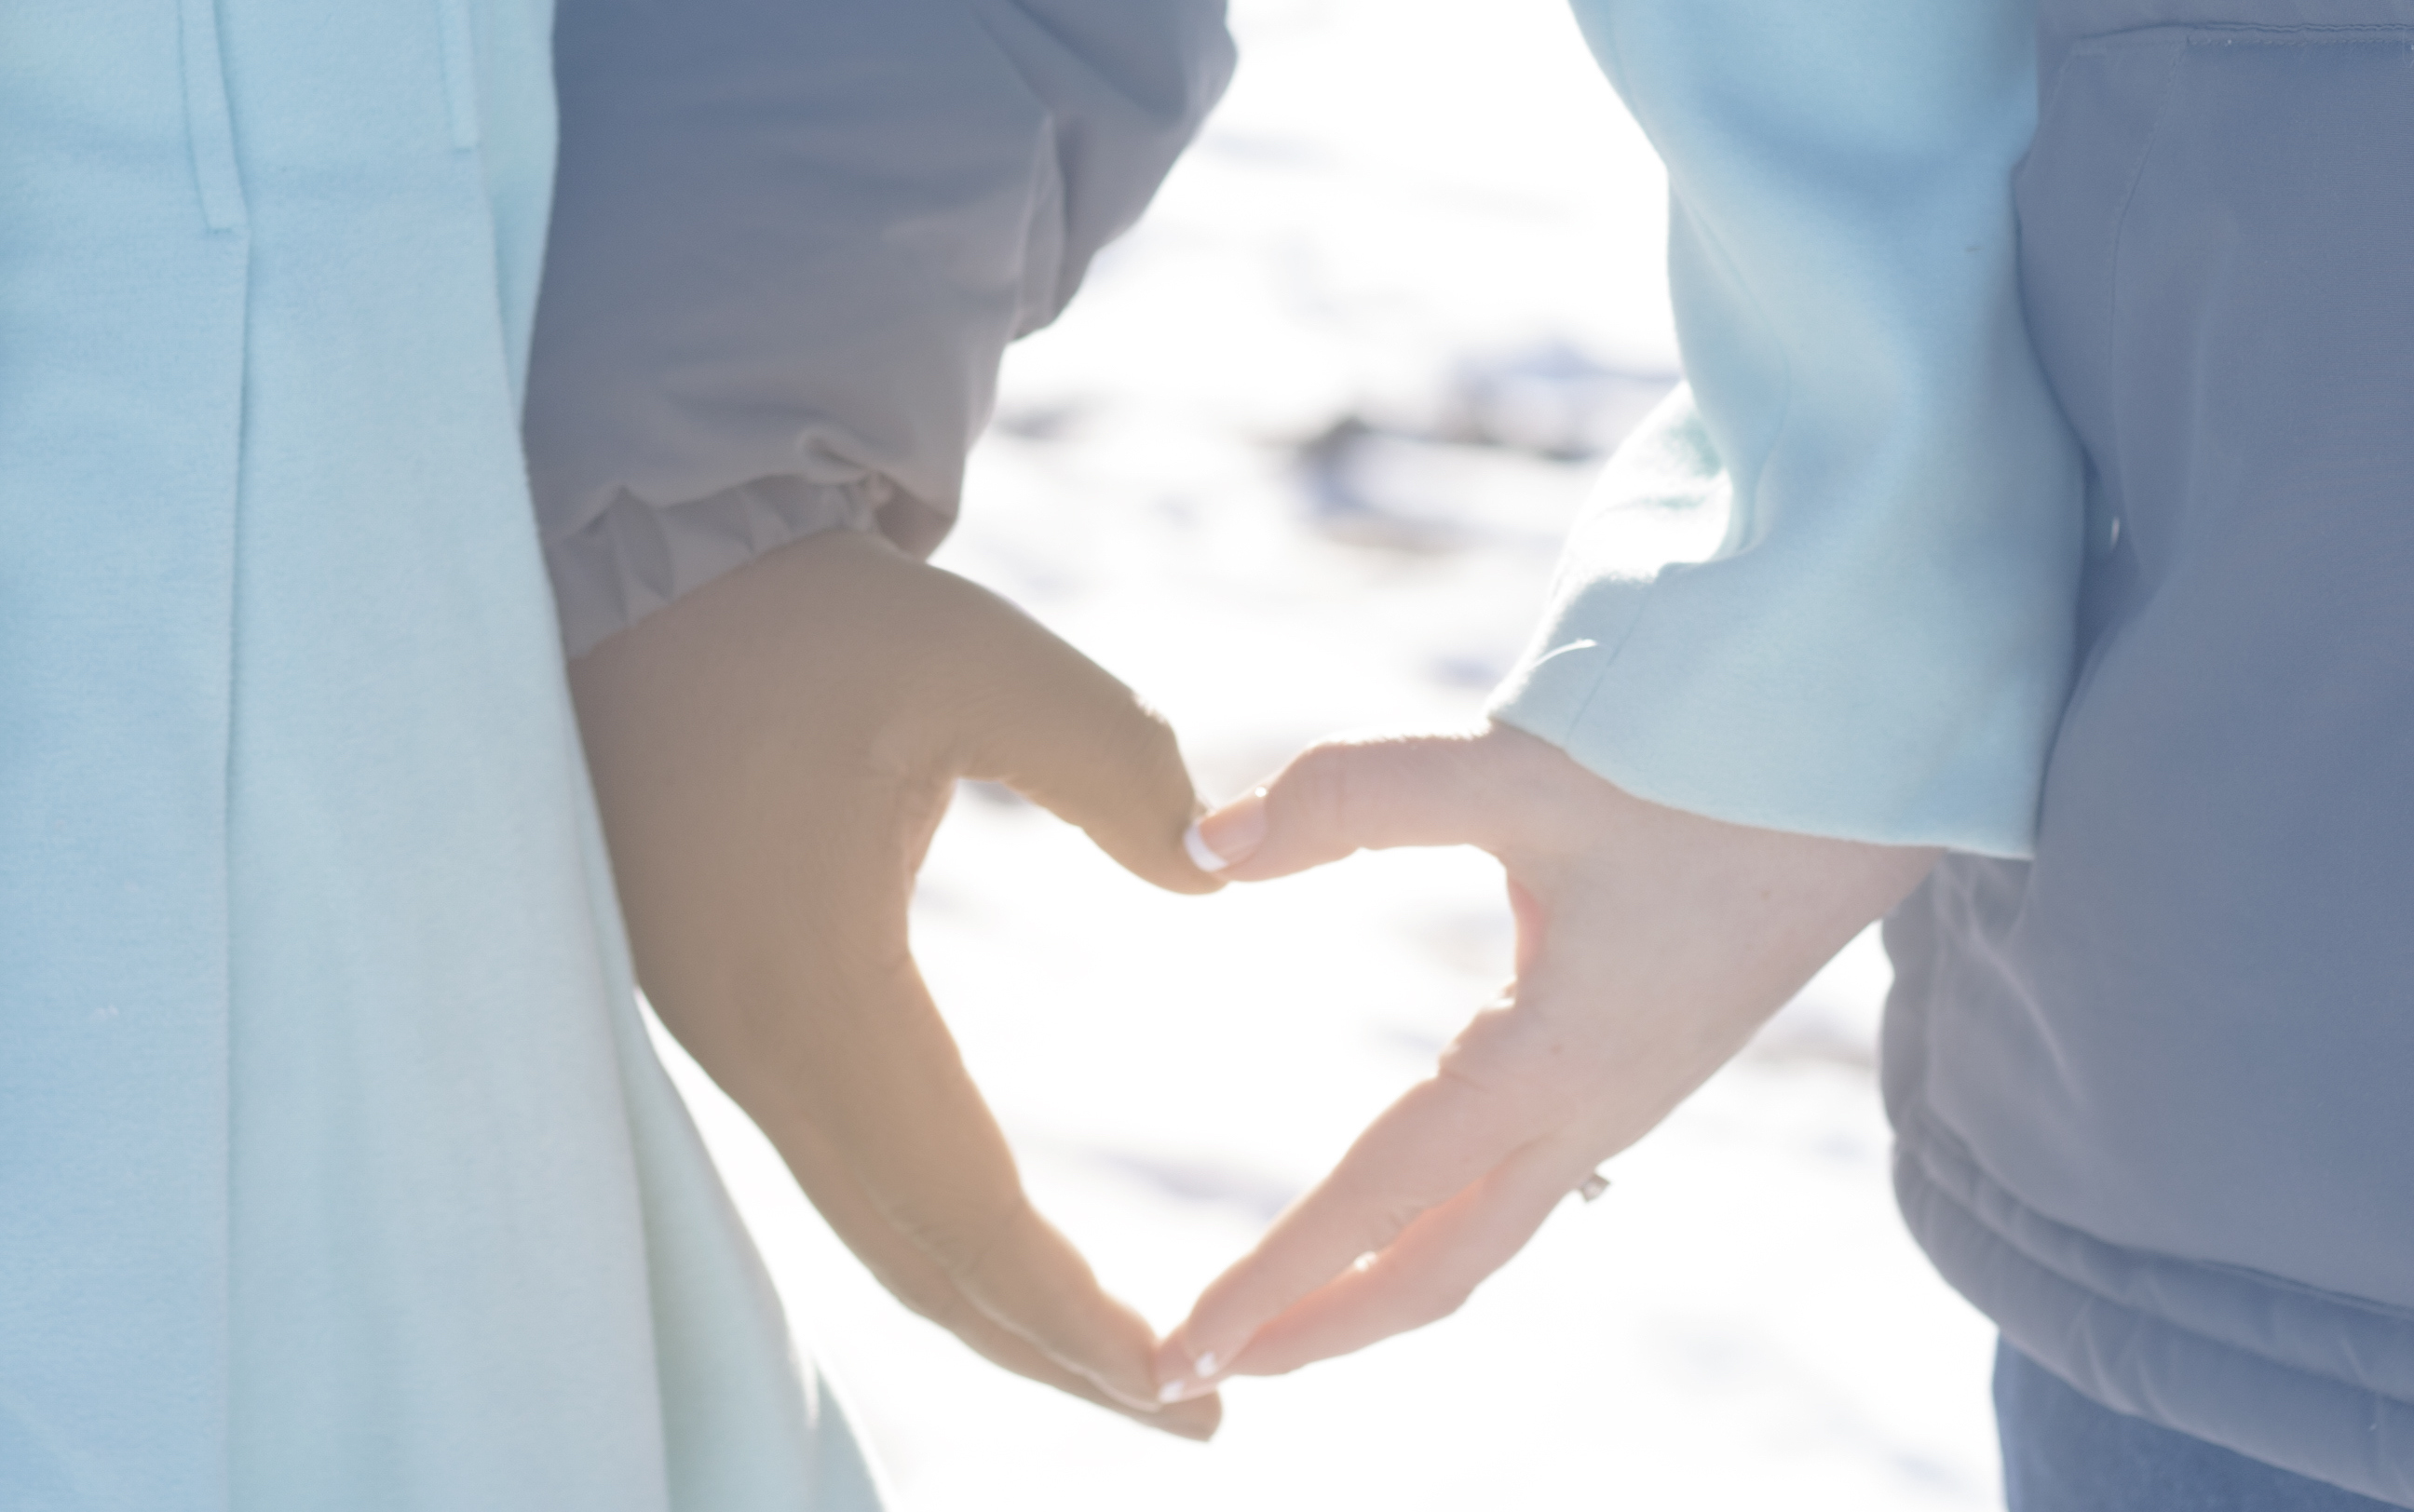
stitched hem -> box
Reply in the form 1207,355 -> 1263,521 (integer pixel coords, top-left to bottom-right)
1895,1117 -> 2414,1505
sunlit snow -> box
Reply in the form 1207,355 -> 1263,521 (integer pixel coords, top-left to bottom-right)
651,0 -> 2003,1505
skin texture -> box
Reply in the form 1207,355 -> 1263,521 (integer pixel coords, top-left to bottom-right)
569,528 -> 1225,1439
1155,723 -> 1939,1399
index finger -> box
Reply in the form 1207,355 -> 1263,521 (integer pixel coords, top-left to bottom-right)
771,902 -> 1177,1413
656,776 -> 1177,1414
767,1105 -> 1222,1439
1221,1132 -> 1586,1378
913,565 -> 1225,898
1152,1020 -> 1566,1398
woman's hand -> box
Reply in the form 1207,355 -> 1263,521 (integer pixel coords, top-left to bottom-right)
1155,723 -> 1936,1399
570,528 -> 1225,1438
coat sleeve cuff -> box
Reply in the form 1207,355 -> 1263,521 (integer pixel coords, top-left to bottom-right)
1485,0 -> 2086,859
1488,379 -> 2072,862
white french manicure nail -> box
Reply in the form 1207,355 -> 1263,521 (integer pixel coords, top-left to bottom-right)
1183,820 -> 1229,873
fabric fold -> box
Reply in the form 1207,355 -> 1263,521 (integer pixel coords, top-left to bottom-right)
525,0 -> 1233,655
1490,0 -> 2083,857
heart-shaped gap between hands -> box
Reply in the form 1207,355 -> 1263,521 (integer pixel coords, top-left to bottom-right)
1153,725 -> 1937,1403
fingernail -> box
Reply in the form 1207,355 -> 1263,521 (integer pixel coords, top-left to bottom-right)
1153,1403 -> 1220,1442
1188,790 -> 1268,872
1182,820 -> 1228,874
1153,1337 -> 1226,1404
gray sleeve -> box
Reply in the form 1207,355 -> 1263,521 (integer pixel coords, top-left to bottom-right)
524,0 -> 1235,656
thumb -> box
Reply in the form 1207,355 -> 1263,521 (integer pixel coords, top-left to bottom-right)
1185,731 -> 1516,883
948,592 -> 1221,897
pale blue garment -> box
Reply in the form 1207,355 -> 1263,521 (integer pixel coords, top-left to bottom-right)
0,3 -> 876,1506
1489,0 -> 2085,858
1502,1 -> 2414,1502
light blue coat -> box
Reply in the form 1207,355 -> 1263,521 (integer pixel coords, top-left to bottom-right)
1494,2 -> 2414,1502
1490,0 -> 2084,860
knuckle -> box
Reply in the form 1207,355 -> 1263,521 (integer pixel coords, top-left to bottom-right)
1359,1256 -> 1476,1334
929,1191 -> 1032,1295
1322,1177 -> 1439,1256
1442,1006 -> 1589,1115
1369,1195 -> 1432,1247
1430,1052 -> 1501,1108
1281,741 -> 1370,844
1129,702 -> 1184,765
1127,709 -> 1197,809
873,1264 -> 964,1330
1092,692 -> 1166,761
1078,696 -> 1193,815
1410,1277 -> 1479,1329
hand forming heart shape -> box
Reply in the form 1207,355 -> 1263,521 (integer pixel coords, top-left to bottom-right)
571,527 -> 1936,1440
1152,725 -> 1937,1401
572,528 -> 1226,1440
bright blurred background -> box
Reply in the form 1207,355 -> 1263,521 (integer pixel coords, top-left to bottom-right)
651,0 -> 2006,1505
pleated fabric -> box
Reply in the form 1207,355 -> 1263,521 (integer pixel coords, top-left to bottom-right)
0,4 -> 879,1506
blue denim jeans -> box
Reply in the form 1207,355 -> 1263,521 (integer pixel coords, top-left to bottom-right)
1997,1343 -> 2410,1512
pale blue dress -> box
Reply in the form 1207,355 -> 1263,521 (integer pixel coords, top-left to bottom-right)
0,0 -> 1222,1506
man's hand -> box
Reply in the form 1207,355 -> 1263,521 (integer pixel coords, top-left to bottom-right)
1154,724 -> 1936,1399
570,529 -> 1225,1439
